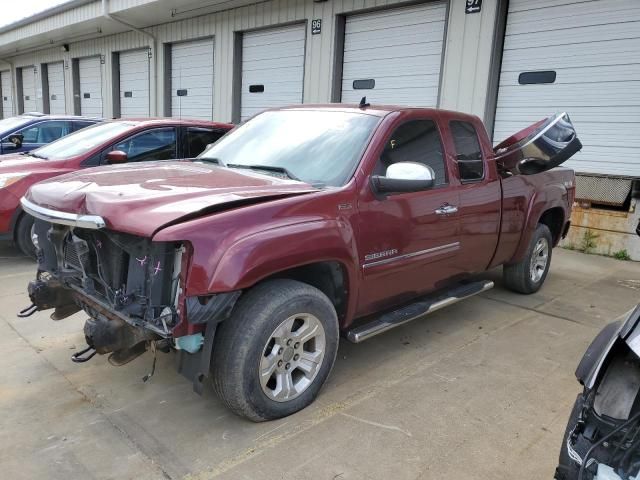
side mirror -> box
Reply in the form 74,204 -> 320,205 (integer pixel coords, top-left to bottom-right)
7,133 -> 23,148
371,162 -> 435,194
105,150 -> 128,164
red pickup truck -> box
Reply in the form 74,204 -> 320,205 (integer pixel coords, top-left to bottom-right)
20,104 -> 580,421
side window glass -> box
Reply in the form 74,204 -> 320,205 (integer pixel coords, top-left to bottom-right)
112,128 -> 177,163
17,121 -> 70,144
186,128 -> 225,157
450,120 -> 484,182
375,119 -> 447,186
20,126 -> 39,143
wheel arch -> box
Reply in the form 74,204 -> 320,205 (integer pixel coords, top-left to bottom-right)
508,188 -> 569,264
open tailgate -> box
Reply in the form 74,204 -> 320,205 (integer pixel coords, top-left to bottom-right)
494,112 -> 582,175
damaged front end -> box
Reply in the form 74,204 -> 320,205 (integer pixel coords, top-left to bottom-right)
556,304 -> 640,480
25,215 -> 184,366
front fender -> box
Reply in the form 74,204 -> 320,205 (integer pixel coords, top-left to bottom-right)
209,218 -> 359,292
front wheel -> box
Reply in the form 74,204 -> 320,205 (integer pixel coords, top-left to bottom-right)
212,279 -> 339,421
503,223 -> 553,294
15,213 -> 36,258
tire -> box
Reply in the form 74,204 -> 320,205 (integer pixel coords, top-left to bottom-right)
212,279 -> 339,421
555,394 -> 584,480
503,223 -> 553,294
14,213 -> 36,258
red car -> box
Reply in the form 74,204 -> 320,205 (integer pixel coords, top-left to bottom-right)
0,118 -> 232,255
22,104 -> 580,421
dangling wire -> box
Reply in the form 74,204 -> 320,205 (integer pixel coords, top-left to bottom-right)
142,341 -> 157,383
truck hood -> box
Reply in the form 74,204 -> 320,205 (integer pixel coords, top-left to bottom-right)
25,160 -> 318,237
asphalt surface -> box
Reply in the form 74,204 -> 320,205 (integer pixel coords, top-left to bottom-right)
1,240 -> 639,479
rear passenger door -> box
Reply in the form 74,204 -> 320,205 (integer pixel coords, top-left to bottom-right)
107,128 -> 178,164
446,118 -> 501,274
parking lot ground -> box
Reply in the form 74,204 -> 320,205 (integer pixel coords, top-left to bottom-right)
1,241 -> 639,480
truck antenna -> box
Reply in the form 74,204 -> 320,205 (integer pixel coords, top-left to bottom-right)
359,96 -> 370,109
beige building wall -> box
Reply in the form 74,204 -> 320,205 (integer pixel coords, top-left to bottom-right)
0,0 -> 503,122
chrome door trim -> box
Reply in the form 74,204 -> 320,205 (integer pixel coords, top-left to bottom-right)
362,241 -> 460,269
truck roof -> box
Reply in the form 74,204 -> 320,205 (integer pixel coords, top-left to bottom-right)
272,103 -> 481,123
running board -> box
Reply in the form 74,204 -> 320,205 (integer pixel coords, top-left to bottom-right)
346,280 -> 494,343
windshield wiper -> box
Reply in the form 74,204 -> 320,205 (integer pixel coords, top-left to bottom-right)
27,151 -> 47,160
198,157 -> 227,167
226,164 -> 301,182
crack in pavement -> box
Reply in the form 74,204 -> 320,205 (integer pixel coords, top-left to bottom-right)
2,315 -> 177,480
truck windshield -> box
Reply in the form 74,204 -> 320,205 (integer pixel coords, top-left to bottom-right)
31,122 -> 135,160
198,110 -> 380,186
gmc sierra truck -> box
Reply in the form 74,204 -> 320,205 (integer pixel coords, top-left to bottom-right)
19,103 -> 581,421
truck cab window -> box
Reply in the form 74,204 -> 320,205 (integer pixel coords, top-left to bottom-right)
450,120 -> 484,182
375,119 -> 447,186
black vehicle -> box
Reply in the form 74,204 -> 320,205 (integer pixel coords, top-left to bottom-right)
556,227 -> 640,480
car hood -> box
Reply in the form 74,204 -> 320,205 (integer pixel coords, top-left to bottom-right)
0,153 -> 51,172
24,160 -> 318,237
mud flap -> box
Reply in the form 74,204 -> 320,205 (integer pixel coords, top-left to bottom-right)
176,324 -> 217,395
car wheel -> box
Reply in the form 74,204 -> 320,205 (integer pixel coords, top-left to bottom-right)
503,223 -> 553,294
15,213 -> 36,258
212,279 -> 339,421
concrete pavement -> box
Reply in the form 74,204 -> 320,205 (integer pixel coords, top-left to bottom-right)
1,241 -> 639,479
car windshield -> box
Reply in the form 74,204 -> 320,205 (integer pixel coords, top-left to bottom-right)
32,122 -> 135,160
0,116 -> 34,134
198,110 -> 380,186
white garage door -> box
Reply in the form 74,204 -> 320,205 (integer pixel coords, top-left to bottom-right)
171,38 -> 214,120
119,49 -> 150,118
241,24 -> 306,121
1,71 -> 13,118
341,2 -> 447,106
21,66 -> 37,113
494,0 -> 640,177
79,56 -> 103,117
47,62 -> 65,115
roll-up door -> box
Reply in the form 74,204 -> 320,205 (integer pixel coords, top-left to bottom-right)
1,71 -> 13,118
78,56 -> 103,117
494,0 -> 640,177
240,24 -> 306,121
341,2 -> 447,106
47,62 -> 65,115
21,66 -> 37,113
171,38 -> 214,120
119,49 -> 150,118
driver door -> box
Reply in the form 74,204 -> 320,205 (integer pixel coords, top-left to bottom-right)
355,118 -> 461,317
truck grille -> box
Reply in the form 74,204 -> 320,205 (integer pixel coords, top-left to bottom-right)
60,228 -> 179,328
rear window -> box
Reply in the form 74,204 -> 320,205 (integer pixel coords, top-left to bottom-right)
186,127 -> 225,157
450,120 -> 484,182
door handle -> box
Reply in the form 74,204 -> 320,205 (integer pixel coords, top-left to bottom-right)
435,205 -> 458,215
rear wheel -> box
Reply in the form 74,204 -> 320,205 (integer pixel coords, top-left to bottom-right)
15,213 -> 36,258
212,279 -> 339,421
503,223 -> 553,294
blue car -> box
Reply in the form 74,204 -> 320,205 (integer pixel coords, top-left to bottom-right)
0,112 -> 101,155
